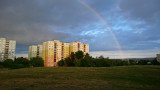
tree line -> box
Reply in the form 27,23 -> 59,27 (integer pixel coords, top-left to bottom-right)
58,51 -> 160,67
0,57 -> 44,69
0,51 -> 159,69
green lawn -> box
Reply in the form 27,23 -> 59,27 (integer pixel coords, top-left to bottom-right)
0,66 -> 160,90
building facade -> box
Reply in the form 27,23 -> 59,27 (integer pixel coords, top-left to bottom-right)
0,38 -> 16,61
28,45 -> 42,59
156,54 -> 160,63
42,40 -> 89,67
42,40 -> 62,67
61,42 -> 70,60
69,41 -> 89,55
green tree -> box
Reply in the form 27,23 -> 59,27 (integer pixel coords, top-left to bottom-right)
3,59 -> 14,68
14,57 -> 29,67
58,59 -> 64,66
30,57 -> 44,67
71,52 -> 75,60
74,58 -> 81,66
82,54 -> 95,67
138,60 -> 148,65
85,53 -> 89,57
64,57 -> 74,66
81,58 -> 89,67
0,61 -> 3,68
75,51 -> 83,59
152,58 -> 160,65
129,60 -> 136,65
98,55 -> 104,59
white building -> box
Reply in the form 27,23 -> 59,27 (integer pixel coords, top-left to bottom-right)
0,38 -> 16,61
28,45 -> 42,59
156,54 -> 160,63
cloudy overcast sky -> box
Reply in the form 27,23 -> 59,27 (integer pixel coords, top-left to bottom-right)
0,0 -> 160,58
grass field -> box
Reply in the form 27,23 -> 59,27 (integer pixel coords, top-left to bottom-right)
0,65 -> 160,90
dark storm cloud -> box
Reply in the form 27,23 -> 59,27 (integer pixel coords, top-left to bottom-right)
119,0 -> 160,23
0,0 -> 101,54
0,0 -> 160,56
0,0 -> 98,44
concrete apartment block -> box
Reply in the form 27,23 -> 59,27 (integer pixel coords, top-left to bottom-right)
0,38 -> 16,61
28,45 -> 42,59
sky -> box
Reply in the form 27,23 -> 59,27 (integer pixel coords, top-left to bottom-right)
0,0 -> 160,58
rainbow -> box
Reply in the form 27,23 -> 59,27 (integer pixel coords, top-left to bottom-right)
78,0 -> 125,59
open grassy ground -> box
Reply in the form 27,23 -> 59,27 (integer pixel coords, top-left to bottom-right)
0,66 -> 160,90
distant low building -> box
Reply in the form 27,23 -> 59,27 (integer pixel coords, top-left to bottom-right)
156,54 -> 160,63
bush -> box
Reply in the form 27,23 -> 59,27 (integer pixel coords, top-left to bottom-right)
14,57 -> 29,67
75,51 -> 84,59
138,60 -> 148,65
94,59 -> 110,67
152,58 -> 160,65
30,57 -> 44,67
0,61 -> 4,68
80,55 -> 93,67
83,54 -> 95,67
129,60 -> 137,65
74,58 -> 81,67
3,59 -> 14,68
64,57 -> 74,66
71,52 -> 75,61
80,58 -> 89,67
58,60 -> 64,66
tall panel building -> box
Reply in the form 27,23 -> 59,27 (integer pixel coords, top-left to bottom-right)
28,45 -> 42,59
42,40 -> 62,67
0,38 -> 16,61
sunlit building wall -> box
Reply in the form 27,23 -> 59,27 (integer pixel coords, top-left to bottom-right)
42,40 -> 62,67
42,42 -> 47,66
0,38 -> 16,61
61,42 -> 70,60
84,44 -> 89,54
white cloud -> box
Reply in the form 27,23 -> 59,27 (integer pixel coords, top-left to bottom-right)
90,48 -> 159,59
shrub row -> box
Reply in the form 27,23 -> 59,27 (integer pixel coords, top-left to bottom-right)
0,57 -> 44,69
